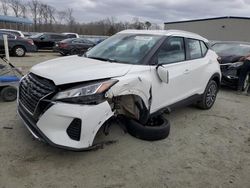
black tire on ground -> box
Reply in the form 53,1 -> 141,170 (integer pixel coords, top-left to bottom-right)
197,80 -> 218,109
13,46 -> 26,57
123,115 -> 170,141
0,86 -> 17,102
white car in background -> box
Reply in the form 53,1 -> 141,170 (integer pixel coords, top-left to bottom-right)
18,30 -> 221,150
62,32 -> 79,38
0,29 -> 25,38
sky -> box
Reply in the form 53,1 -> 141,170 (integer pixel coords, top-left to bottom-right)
40,0 -> 250,24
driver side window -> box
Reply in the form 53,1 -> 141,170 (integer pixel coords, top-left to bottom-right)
157,37 -> 185,64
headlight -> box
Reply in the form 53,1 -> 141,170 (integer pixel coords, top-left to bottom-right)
53,79 -> 118,103
229,61 -> 244,68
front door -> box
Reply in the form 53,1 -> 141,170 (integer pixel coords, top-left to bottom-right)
150,36 -> 193,113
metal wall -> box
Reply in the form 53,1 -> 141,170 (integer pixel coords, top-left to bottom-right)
164,18 -> 250,42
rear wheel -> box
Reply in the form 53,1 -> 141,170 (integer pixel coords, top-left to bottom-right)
0,86 -> 17,102
197,80 -> 218,109
13,46 -> 26,57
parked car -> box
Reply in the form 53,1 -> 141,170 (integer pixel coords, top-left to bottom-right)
62,33 -> 79,38
0,29 -> 25,38
29,33 -> 67,50
17,30 -> 221,150
54,38 -> 95,56
0,32 -> 37,57
210,41 -> 250,90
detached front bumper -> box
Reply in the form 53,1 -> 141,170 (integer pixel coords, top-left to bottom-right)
18,101 -> 114,151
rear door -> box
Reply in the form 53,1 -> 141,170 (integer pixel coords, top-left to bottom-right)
184,38 -> 210,94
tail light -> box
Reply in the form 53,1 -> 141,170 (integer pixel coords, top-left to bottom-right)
27,39 -> 34,45
59,43 -> 68,48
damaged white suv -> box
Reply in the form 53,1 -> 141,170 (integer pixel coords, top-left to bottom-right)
18,30 -> 221,150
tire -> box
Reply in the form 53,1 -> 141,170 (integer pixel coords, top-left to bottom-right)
197,80 -> 218,109
13,46 -> 26,57
0,86 -> 17,102
243,73 -> 250,91
123,115 -> 170,141
70,48 -> 80,55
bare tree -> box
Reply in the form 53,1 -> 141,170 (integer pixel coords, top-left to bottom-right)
145,21 -> 151,30
20,2 -> 27,18
0,0 -> 9,15
28,0 -> 40,31
8,0 -> 23,17
57,10 -> 66,24
65,8 -> 75,28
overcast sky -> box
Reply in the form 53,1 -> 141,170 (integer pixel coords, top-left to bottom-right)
40,0 -> 250,24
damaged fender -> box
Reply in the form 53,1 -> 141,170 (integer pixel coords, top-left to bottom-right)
106,76 -> 152,122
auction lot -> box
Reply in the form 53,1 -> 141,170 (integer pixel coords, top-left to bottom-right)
0,52 -> 250,188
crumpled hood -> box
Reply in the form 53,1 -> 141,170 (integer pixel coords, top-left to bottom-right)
30,56 -> 132,85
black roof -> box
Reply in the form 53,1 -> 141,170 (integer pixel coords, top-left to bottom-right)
164,16 -> 250,24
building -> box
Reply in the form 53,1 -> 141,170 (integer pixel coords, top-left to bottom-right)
164,16 -> 250,42
0,15 -> 33,31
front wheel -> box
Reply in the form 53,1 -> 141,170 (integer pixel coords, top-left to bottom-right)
197,80 -> 218,109
13,46 -> 26,57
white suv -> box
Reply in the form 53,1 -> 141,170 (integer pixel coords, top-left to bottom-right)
18,30 -> 221,150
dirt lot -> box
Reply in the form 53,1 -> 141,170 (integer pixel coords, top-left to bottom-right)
0,52 -> 250,188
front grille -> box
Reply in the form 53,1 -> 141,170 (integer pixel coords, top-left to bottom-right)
19,73 -> 55,114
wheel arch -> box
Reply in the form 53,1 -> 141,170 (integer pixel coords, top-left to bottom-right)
210,72 -> 221,88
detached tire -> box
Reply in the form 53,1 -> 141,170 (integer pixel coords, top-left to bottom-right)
13,46 -> 26,57
124,115 -> 170,141
197,80 -> 218,109
1,86 -> 17,102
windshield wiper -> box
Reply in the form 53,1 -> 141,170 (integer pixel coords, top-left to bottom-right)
87,56 -> 118,63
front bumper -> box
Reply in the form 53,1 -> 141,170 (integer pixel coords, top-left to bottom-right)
18,101 -> 114,151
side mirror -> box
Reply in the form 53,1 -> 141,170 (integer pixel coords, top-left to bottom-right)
156,65 -> 169,83
40,37 -> 45,40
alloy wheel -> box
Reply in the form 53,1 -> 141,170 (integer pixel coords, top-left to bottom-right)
206,83 -> 217,107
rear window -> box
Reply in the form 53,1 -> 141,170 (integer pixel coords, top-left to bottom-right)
186,39 -> 203,59
200,41 -> 208,56
50,34 -> 66,39
66,34 -> 77,38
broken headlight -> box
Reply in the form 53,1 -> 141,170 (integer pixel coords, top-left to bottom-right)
53,79 -> 118,104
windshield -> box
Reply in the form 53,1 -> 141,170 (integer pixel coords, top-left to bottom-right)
211,43 -> 250,56
86,33 -> 162,64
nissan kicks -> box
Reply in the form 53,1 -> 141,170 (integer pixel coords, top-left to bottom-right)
18,30 -> 221,150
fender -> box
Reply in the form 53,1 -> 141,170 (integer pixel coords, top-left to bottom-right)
106,76 -> 152,109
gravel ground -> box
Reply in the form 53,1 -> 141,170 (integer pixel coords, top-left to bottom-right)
0,52 -> 249,188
